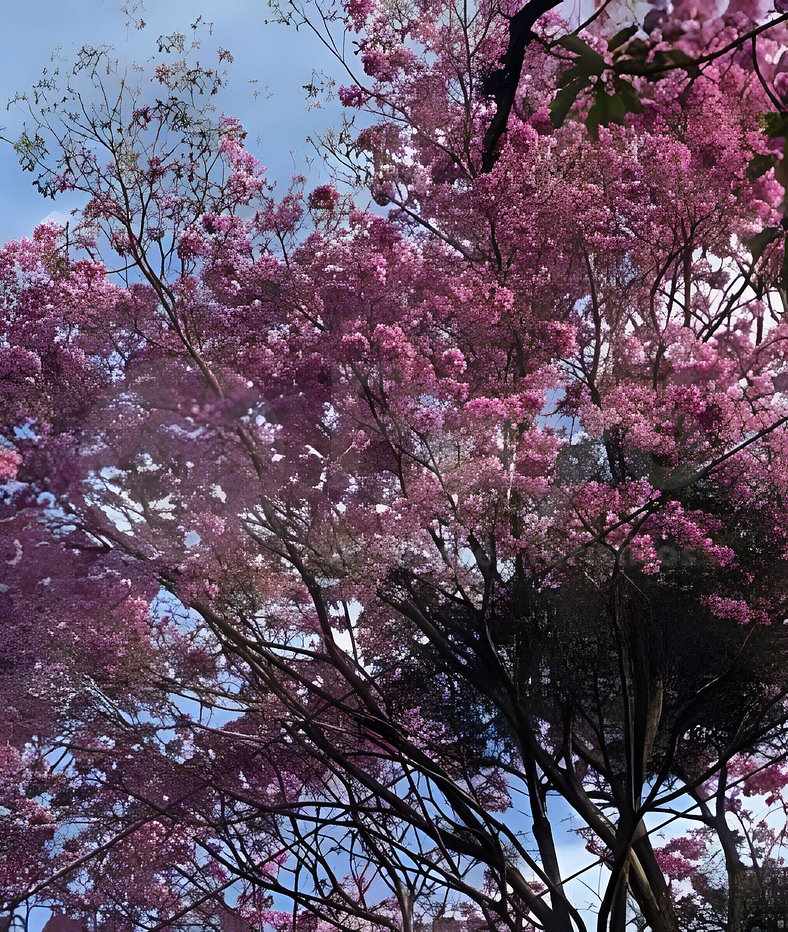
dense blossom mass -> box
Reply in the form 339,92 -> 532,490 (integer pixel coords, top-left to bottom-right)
0,0 -> 787,929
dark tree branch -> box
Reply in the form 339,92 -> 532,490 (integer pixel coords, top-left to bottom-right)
480,0 -> 561,173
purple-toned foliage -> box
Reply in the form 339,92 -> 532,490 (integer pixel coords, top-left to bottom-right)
1,2 -> 787,929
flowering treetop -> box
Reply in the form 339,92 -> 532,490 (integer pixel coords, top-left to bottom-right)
0,2 -> 787,930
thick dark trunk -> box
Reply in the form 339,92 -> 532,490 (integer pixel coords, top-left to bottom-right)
479,0 -> 562,172
726,864 -> 753,932
526,759 -> 578,931
608,861 -> 630,932
716,815 -> 751,932
629,832 -> 681,932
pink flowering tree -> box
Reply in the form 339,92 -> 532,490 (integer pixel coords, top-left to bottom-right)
651,753 -> 788,929
1,2 -> 787,930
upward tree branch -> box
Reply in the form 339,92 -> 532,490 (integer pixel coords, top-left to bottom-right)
480,0 -> 561,172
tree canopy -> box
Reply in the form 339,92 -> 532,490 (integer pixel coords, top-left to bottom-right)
1,1 -> 787,930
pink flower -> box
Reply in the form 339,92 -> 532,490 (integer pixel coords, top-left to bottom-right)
0,449 -> 22,482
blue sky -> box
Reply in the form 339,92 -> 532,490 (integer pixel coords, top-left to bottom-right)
0,0 -> 345,244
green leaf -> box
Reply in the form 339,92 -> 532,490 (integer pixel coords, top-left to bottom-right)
587,85 -> 630,139
558,34 -> 606,76
608,24 -> 638,52
746,152 -> 777,182
664,48 -> 698,71
558,34 -> 596,56
761,112 -> 788,138
550,76 -> 587,128
557,64 -> 588,89
614,78 -> 643,115
744,226 -> 781,262
621,38 -> 650,59
616,44 -> 699,78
